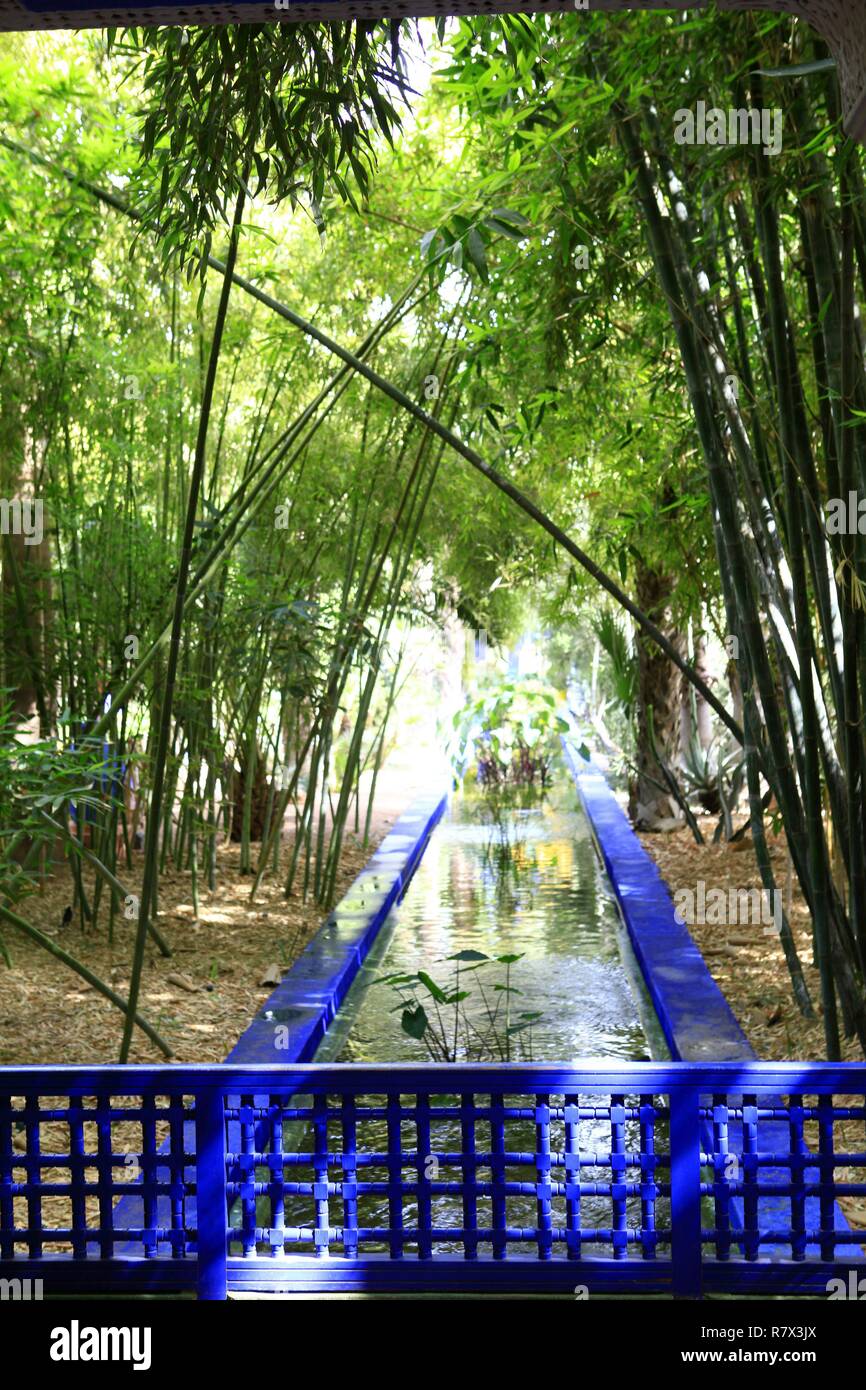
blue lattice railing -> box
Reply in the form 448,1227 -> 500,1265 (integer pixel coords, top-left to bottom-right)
1,1062 -> 865,1298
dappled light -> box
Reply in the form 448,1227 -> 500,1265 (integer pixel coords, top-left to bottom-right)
0,4 -> 865,1332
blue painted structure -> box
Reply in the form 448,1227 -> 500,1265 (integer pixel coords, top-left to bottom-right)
225,790 -> 448,1066
4,768 -> 865,1297
563,745 -> 862,1261
1,1061 -> 864,1298
109,788 -> 448,1253
562,746 -> 752,1063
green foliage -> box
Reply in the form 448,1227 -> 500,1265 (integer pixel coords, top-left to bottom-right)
592,610 -> 638,724
420,205 -> 530,286
0,697 -> 116,915
3,8 -> 866,1059
111,23 -> 412,283
452,677 -> 568,792
376,950 -> 543,1062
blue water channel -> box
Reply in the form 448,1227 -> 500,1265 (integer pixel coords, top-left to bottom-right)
230,771 -> 672,1261
316,776 -> 666,1065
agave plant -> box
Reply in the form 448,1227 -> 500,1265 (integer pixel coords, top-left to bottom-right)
680,730 -> 745,824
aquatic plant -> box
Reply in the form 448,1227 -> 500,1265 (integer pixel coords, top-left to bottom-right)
452,679 -> 568,863
376,950 -> 543,1063
452,679 -> 569,795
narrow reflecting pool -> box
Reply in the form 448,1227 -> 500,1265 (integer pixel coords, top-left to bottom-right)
228,773 -> 673,1263
317,775 -> 665,1065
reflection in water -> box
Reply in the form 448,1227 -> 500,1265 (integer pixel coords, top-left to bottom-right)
329,783 -> 651,1064
233,778 -> 670,1260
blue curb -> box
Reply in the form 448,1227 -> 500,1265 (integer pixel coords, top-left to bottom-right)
562,747 -> 751,1063
563,743 -> 860,1262
112,787 -> 448,1253
225,789 -> 448,1066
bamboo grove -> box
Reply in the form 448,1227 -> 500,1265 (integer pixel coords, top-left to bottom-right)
4,12 -> 866,1060
615,23 -> 866,1061
440,10 -> 866,1059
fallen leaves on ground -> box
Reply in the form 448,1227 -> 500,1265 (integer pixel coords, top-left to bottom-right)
0,830 -> 386,1068
639,816 -> 866,1232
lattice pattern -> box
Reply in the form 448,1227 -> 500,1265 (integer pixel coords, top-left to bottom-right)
225,1089 -> 672,1260
701,1093 -> 866,1262
2,1065 -> 865,1296
0,1089 -> 196,1259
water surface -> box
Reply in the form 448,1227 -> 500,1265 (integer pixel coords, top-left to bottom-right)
232,776 -> 670,1260
317,778 -> 665,1064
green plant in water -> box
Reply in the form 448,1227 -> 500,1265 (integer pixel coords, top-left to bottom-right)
376,949 -> 543,1062
452,678 -> 569,793
452,678 -> 569,859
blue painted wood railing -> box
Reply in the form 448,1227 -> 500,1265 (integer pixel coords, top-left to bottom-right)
2,1062 -> 865,1298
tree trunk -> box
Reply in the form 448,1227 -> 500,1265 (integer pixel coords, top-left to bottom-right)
0,418 -> 52,735
230,748 -> 269,845
630,561 -> 685,829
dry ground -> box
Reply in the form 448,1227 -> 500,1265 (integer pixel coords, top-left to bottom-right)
639,816 -> 866,1233
0,779 -> 419,1243
636,816 -> 861,1064
0,816 -> 396,1067
3,803 -> 859,1066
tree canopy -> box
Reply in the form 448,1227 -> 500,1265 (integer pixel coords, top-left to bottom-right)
2,10 -> 866,1061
